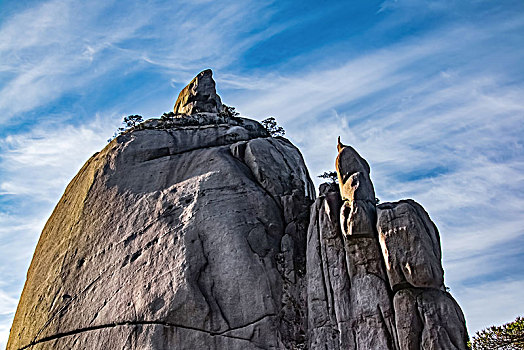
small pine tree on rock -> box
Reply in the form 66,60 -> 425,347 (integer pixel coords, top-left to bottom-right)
123,115 -> 144,128
470,316 -> 524,349
261,117 -> 285,137
161,112 -> 175,122
108,115 -> 144,142
318,171 -> 338,184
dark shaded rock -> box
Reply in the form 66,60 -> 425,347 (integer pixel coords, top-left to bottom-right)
394,288 -> 468,350
318,182 -> 338,196
307,189 -> 351,350
231,136 -> 315,346
376,200 -> 444,290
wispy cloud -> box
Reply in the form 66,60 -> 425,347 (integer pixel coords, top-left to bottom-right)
0,290 -> 17,317
0,0 -> 287,125
222,14 -> 524,334
0,115 -> 112,201
0,0 -> 523,345
454,279 -> 524,335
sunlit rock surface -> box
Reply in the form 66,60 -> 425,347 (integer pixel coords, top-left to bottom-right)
8,70 -> 468,350
8,71 -> 314,350
173,69 -> 224,115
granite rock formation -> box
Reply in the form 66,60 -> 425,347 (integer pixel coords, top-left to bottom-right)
8,70 -> 314,350
306,139 -> 468,349
8,70 -> 468,350
173,69 -> 223,115
377,200 -> 468,350
307,140 -> 398,350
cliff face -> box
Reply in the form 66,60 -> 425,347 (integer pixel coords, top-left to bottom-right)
306,140 -> 468,349
8,70 -> 467,350
8,71 -> 315,350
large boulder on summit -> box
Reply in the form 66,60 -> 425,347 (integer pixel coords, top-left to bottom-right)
173,69 -> 224,115
7,71 -> 314,350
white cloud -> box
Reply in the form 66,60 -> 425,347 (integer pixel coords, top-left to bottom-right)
223,16 -> 524,336
0,0 -> 523,346
0,290 -> 18,349
0,0 -> 288,124
0,291 -> 17,316
0,321 -> 11,350
0,115 -> 113,202
455,279 -> 524,334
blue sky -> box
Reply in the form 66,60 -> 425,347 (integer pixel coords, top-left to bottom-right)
1,0 -> 523,346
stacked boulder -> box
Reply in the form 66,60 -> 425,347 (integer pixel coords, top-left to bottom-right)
307,140 -> 398,349
377,200 -> 468,350
8,68 -> 468,350
307,138 -> 468,349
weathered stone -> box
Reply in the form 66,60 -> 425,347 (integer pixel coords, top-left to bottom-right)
9,73 -> 470,350
173,69 -> 224,115
394,288 -> 468,350
336,139 -> 375,202
377,200 -> 444,290
343,235 -> 398,350
318,182 -> 338,196
230,136 -> 314,346
332,139 -> 399,350
307,187 -> 352,350
340,199 -> 377,238
7,112 -> 313,350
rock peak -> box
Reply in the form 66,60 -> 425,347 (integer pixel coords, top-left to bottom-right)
173,69 -> 223,115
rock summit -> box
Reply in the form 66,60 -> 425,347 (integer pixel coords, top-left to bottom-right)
8,70 -> 468,350
173,69 -> 223,115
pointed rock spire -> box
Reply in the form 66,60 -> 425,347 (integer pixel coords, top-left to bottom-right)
173,69 -> 224,115
337,136 -> 345,152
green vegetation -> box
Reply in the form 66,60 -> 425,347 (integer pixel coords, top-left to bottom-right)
221,105 -> 239,118
261,117 -> 285,137
123,114 -> 143,128
108,110 -> 286,142
470,316 -> 524,349
318,171 -> 338,184
108,114 -> 144,142
161,111 -> 176,121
